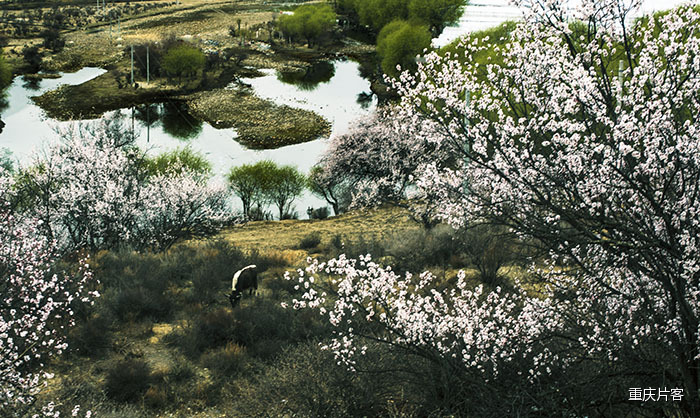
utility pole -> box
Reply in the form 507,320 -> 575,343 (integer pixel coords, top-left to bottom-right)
118,16 -> 121,36
130,45 -> 134,87
109,17 -> 112,42
146,45 -> 150,84
147,105 -> 150,143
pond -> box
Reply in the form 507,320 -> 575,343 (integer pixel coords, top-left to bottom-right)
0,59 -> 377,217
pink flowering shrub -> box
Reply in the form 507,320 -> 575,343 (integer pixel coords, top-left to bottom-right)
287,256 -> 559,376
0,171 -> 97,416
289,0 -> 700,414
16,115 -> 233,252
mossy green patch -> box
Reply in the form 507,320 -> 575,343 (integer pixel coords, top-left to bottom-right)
186,88 -> 331,149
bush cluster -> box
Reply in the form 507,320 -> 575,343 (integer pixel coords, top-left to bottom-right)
166,298 -> 328,364
307,206 -> 330,219
104,358 -> 153,403
298,231 -> 321,250
228,160 -> 306,220
233,341 -> 413,417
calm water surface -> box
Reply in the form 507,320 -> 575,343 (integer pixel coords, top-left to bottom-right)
0,60 -> 376,215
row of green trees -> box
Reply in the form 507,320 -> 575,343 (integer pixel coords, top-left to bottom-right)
337,0 -> 466,77
277,4 -> 337,47
338,0 -> 465,36
228,160 -> 312,220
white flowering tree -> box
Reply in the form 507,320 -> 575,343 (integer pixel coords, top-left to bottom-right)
138,171 -> 230,249
17,116 -> 232,252
316,111 -> 452,226
289,0 -> 700,414
0,171 -> 97,416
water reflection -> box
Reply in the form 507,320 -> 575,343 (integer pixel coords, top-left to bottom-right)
132,102 -> 203,141
133,103 -> 159,128
243,60 -> 377,138
0,67 -> 106,158
356,91 -> 374,109
160,102 -> 202,140
0,61 -> 375,214
277,61 -> 336,91
21,76 -> 41,91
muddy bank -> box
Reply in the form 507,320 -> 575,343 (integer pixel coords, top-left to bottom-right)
31,70 -> 179,120
186,88 -> 331,149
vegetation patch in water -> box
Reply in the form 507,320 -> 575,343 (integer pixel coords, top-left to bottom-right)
32,70 -> 178,120
186,89 -> 331,149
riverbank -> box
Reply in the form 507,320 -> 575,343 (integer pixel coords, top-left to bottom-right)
32,69 -> 179,120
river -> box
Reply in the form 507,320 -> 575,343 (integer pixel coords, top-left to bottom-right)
0,59 -> 376,216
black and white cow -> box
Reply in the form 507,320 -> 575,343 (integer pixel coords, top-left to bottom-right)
227,264 -> 258,308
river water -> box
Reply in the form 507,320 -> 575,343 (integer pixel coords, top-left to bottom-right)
0,59 -> 376,216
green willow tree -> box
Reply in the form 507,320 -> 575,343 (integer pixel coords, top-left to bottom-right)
278,4 -> 337,47
228,160 -> 276,220
336,0 -> 466,78
341,0 -> 466,36
376,20 -> 431,77
267,165 -> 306,219
228,161 -> 306,220
356,0 -> 409,33
162,44 -> 205,83
408,0 -> 466,36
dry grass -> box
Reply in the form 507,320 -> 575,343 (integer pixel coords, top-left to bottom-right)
219,205 -> 420,253
74,0 -> 286,56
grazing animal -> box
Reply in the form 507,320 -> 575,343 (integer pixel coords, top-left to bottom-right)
227,264 -> 257,308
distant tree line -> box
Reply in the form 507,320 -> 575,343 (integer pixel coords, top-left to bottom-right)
277,4 -> 337,47
337,0 -> 467,77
